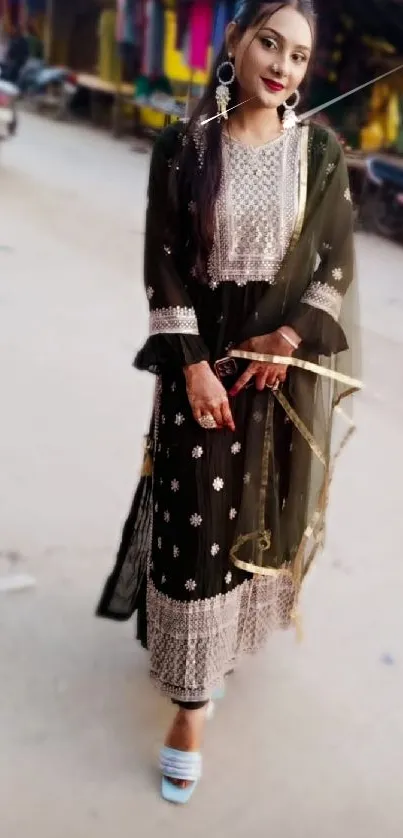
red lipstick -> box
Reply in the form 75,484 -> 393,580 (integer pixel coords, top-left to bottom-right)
262,78 -> 285,93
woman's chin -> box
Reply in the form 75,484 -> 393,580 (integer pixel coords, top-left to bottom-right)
255,85 -> 284,110
257,92 -> 282,110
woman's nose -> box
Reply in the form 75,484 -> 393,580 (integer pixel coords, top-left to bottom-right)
272,55 -> 292,80
272,60 -> 286,78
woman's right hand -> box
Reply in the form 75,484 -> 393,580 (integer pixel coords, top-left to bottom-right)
184,361 -> 235,431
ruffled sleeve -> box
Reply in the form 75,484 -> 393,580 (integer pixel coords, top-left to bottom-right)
134,125 -> 209,375
285,138 -> 354,357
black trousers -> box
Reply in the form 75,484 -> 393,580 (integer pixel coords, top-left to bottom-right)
172,700 -> 209,710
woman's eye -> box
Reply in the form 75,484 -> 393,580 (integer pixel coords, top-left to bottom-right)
261,37 -> 278,50
293,53 -> 307,64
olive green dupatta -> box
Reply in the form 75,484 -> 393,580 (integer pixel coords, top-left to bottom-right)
228,122 -> 362,616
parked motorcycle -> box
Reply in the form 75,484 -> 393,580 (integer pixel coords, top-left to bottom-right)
17,58 -> 78,119
0,78 -> 18,149
360,156 -> 403,241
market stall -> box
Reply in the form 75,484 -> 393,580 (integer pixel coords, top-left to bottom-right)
37,1 -> 242,135
311,0 -> 403,152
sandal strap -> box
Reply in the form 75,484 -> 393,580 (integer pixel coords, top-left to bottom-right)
160,747 -> 202,782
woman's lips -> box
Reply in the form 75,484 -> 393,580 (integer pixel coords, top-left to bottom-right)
262,78 -> 285,93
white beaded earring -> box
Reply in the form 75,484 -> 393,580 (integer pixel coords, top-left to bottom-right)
282,90 -> 300,130
215,54 -> 236,120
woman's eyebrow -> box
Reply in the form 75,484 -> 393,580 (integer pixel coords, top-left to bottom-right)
259,26 -> 311,53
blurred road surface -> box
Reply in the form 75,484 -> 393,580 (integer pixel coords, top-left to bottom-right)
0,113 -> 402,838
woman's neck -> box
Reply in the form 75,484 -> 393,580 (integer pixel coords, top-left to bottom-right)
228,100 -> 282,146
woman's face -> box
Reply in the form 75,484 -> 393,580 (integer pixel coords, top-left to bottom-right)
229,5 -> 313,108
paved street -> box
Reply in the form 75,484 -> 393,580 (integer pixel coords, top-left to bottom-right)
0,113 -> 402,838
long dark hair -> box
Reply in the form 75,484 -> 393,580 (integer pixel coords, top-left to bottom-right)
174,0 -> 317,279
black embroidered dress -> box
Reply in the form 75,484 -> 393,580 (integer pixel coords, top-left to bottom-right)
97,120 -> 358,703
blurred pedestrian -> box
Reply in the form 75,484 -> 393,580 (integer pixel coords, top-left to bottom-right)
0,22 -> 29,83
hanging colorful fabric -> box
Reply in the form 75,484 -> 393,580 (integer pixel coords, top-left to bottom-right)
189,0 -> 213,71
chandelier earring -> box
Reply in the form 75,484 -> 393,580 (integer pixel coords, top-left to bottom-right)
282,89 -> 300,131
215,54 -> 236,120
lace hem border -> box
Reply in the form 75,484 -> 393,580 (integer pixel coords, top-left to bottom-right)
146,575 -> 296,702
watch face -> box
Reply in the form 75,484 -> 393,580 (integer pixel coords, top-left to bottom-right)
214,357 -> 252,392
214,357 -> 238,378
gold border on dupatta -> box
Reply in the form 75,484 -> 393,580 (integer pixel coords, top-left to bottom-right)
230,350 -> 363,391
290,123 -> 309,249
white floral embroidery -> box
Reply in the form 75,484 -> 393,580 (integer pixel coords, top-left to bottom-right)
209,279 -> 219,290
175,413 -> 185,426
192,445 -> 203,459
243,472 -> 251,485
171,479 -> 180,492
185,579 -> 197,592
229,508 -> 237,520
146,285 -> 154,301
190,513 -> 203,527
157,537 -> 162,549
344,187 -> 352,202
253,411 -> 264,423
213,477 -> 224,492
159,478 -> 163,486
163,511 -> 170,523
332,267 -> 343,282
163,244 -> 172,255
231,442 -> 241,455
173,545 -> 180,558
171,382 -> 177,392
161,575 -> 166,585
155,502 -> 159,512
225,571 -> 232,585
211,543 -> 220,557
161,415 -> 166,425
322,242 -> 332,251
326,163 -> 336,176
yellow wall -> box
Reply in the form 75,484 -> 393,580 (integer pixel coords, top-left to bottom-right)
164,10 -> 211,84
139,10 -> 211,129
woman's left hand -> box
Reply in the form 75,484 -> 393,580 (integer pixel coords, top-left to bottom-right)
229,328 -> 300,395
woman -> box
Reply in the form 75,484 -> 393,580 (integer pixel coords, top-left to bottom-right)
97,0 -> 360,803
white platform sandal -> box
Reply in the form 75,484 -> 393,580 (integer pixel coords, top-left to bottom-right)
160,747 -> 202,804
